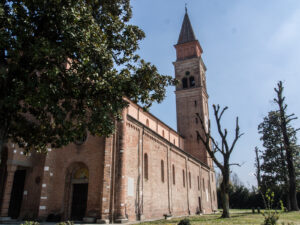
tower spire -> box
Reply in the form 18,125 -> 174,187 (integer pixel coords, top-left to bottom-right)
177,8 -> 196,44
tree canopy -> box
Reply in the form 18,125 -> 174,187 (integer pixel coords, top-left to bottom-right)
257,82 -> 300,211
0,0 -> 176,154
258,111 -> 292,188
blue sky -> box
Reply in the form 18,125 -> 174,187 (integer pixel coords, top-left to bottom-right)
130,0 -> 300,187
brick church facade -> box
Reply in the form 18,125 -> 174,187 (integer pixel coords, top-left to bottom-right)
0,11 -> 217,223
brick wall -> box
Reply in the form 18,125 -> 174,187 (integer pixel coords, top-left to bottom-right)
37,134 -> 105,220
1,102 -> 217,222
123,114 -> 217,221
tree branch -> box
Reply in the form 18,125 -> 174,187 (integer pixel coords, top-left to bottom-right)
229,117 -> 244,154
229,162 -> 245,167
213,104 -> 230,153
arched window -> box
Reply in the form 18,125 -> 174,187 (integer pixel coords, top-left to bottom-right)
203,178 -> 205,190
74,131 -> 87,145
182,78 -> 188,89
146,119 -> 149,127
173,139 -> 176,145
189,76 -> 195,87
172,165 -> 175,185
211,174 -> 214,182
182,169 -> 185,187
198,176 -> 200,190
189,172 -> 192,189
195,118 -> 198,124
161,160 -> 164,183
144,153 -> 148,180
162,130 -> 165,137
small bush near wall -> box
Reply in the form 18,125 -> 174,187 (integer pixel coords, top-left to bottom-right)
21,221 -> 74,225
21,222 -> 40,225
56,221 -> 74,225
178,218 -> 191,225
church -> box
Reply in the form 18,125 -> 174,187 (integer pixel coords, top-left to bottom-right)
0,10 -> 217,223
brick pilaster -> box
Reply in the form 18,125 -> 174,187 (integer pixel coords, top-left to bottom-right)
37,149 -> 54,219
114,109 -> 128,223
167,147 -> 172,215
99,136 -> 114,222
0,164 -> 17,216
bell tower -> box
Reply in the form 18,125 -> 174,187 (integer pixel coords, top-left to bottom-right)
174,10 -> 212,167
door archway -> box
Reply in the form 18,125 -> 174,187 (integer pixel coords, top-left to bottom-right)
64,163 -> 89,221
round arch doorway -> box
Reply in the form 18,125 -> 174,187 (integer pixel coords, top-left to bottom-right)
66,164 -> 89,221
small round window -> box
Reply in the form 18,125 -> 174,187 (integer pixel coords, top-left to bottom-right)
185,71 -> 190,76
74,131 -> 87,145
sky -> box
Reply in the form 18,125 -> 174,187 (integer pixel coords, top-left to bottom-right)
130,0 -> 300,187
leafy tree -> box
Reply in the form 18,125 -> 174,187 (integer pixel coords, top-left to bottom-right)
0,1 -> 176,160
196,105 -> 243,218
258,110 -> 293,209
274,81 -> 299,211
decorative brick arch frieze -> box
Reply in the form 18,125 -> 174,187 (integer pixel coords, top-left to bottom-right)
126,122 -> 140,132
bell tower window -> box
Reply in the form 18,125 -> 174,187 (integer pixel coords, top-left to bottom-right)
182,78 -> 188,89
189,76 -> 195,87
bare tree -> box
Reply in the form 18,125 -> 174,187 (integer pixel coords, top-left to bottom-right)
196,104 -> 243,218
254,147 -> 261,188
274,81 -> 299,211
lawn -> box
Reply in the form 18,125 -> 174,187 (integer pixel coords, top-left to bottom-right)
138,210 -> 300,225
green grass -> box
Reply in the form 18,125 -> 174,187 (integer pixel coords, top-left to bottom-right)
138,209 -> 300,225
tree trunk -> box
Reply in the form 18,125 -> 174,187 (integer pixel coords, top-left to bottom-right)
285,148 -> 299,211
221,183 -> 230,218
0,131 -> 6,165
0,141 -> 3,165
276,83 -> 299,211
255,147 -> 261,187
221,164 -> 230,218
280,146 -> 291,211
286,193 -> 291,211
280,119 -> 299,211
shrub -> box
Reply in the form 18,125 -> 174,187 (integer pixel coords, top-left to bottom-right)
21,222 -> 40,225
261,189 -> 283,225
178,218 -> 191,225
55,221 -> 74,225
262,215 -> 280,225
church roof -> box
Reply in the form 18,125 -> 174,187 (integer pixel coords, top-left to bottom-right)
177,10 -> 197,44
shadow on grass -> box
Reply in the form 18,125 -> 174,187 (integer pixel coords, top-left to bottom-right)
188,212 -> 255,222
140,212 -> 262,224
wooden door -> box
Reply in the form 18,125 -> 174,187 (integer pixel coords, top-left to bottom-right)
8,170 -> 26,219
71,183 -> 88,220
